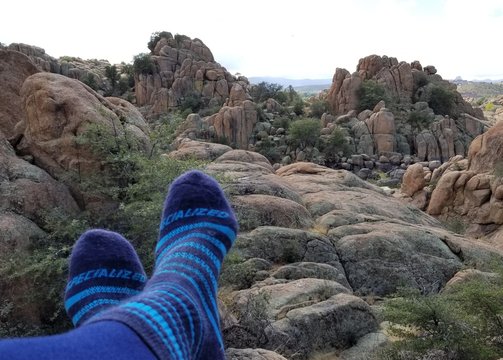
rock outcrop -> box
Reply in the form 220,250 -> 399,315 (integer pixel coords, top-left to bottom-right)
424,120 -> 503,243
8,43 -> 114,94
208,151 -> 502,359
170,87 -> 258,149
0,50 -> 39,137
205,85 -> 258,148
323,55 -> 487,161
14,72 -> 150,183
396,117 -> 503,245
0,132 -> 79,262
134,32 -> 244,117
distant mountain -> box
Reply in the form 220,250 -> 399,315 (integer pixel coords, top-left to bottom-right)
248,76 -> 332,88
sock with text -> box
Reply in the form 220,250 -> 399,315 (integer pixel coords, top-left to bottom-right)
87,170 -> 238,359
64,229 -> 147,327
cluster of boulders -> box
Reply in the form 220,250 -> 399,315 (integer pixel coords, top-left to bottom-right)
0,47 -> 150,262
6,43 -> 115,94
0,47 -> 152,330
398,116 -> 503,247
134,32 -> 249,118
4,34 -> 503,360
193,150 -> 503,359
314,55 -> 489,168
327,55 -> 483,119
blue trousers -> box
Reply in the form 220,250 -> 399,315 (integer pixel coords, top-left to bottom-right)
0,321 -> 156,360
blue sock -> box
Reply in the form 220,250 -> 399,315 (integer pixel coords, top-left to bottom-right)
87,170 -> 238,359
64,229 -> 147,327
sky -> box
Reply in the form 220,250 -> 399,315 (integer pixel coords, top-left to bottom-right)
2,0 -> 503,81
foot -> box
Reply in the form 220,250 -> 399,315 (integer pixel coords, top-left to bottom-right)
64,229 -> 147,327
87,170 -> 238,359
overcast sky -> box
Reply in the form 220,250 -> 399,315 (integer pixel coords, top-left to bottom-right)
2,0 -> 502,80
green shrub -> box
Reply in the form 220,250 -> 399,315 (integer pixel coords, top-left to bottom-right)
272,116 -> 291,130
408,111 -> 434,129
288,118 -> 321,149
428,85 -> 456,117
232,291 -> 271,346
250,82 -> 287,104
308,99 -> 328,118
320,126 -> 352,159
485,102 -> 495,111
475,97 -> 486,106
0,247 -> 71,337
105,65 -> 119,93
148,31 -> 173,51
82,73 -> 98,91
255,137 -> 281,164
357,80 -> 389,112
179,92 -> 203,113
293,100 -> 305,115
0,116 -> 213,336
286,85 -> 303,106
220,253 -> 257,290
199,105 -> 221,117
379,268 -> 503,359
415,72 -> 429,88
133,53 -> 155,75
117,77 -> 130,94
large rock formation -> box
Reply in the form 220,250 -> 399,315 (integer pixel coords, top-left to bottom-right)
134,32 -> 243,117
208,151 -> 501,359
8,43 -> 113,94
205,84 -> 258,148
0,50 -> 39,138
324,55 -> 487,161
396,115 -> 503,247
13,72 -> 150,184
421,119 -> 503,244
171,93 -> 258,149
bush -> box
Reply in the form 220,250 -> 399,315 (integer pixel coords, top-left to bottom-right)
428,85 -> 456,117
0,248 -> 71,337
0,116 -> 212,336
133,53 -> 155,75
485,102 -> 495,111
148,31 -> 173,51
293,100 -> 305,116
288,118 -> 321,149
308,99 -> 328,118
408,111 -> 434,129
250,82 -> 287,104
82,73 -> 98,91
272,116 -> 291,130
320,126 -> 352,160
255,137 -> 281,164
117,77 -> 130,95
105,65 -> 119,93
357,80 -> 389,112
220,253 -> 256,290
379,267 -> 503,359
179,92 -> 203,113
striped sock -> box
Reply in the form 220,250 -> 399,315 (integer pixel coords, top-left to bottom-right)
87,170 -> 238,359
64,229 -> 147,327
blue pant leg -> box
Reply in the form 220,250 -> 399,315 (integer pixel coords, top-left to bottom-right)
0,321 -> 157,360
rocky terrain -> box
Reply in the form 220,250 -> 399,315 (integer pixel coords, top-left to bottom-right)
1,34 -> 503,359
134,32 -> 250,117
398,114 -> 503,244
5,43 -> 117,95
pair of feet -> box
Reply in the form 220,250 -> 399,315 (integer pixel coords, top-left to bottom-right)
64,171 -> 238,359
